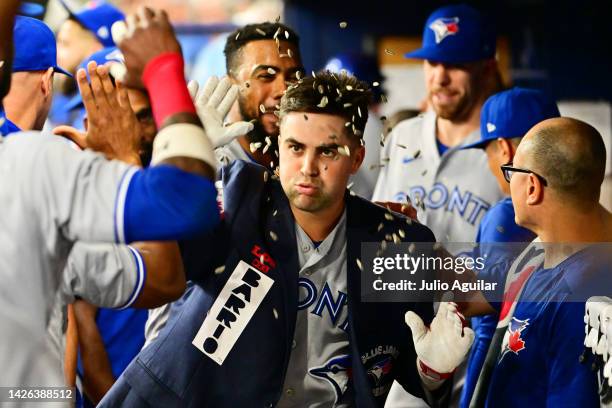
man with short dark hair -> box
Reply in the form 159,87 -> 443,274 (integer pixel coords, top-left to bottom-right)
100,71 -> 474,407
211,22 -> 304,167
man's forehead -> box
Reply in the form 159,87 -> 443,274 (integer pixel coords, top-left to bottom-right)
239,40 -> 301,68
281,112 -> 349,143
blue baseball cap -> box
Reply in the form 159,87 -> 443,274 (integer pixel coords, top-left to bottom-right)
461,87 -> 561,150
12,16 -> 72,76
60,1 -> 125,47
405,4 -> 496,64
64,47 -> 125,112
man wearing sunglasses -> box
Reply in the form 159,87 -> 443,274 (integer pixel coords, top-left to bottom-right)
457,87 -> 560,407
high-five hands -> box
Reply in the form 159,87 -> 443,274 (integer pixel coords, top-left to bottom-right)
54,62 -> 142,166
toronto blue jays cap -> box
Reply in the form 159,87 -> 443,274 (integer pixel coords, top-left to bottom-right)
405,4 -> 496,64
12,16 -> 72,76
60,1 -> 125,47
64,47 -> 125,112
461,87 -> 561,149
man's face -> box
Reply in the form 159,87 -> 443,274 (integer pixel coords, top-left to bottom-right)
279,112 -> 364,214
484,141 -> 510,194
231,40 -> 303,138
509,140 -> 532,227
424,60 -> 484,121
127,87 -> 156,163
57,20 -> 102,75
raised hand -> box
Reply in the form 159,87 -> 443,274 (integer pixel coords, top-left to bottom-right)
405,297 -> 474,383
187,77 -> 254,148
111,7 -> 182,89
60,61 -> 142,166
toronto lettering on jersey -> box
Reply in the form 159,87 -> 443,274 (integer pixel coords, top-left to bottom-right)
298,277 -> 349,332
193,261 -> 274,365
394,183 -> 491,225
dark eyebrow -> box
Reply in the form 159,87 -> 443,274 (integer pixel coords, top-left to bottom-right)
250,64 -> 281,76
284,137 -> 304,146
316,143 -> 341,150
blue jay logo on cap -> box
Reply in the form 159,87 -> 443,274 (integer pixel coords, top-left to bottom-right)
429,17 -> 460,44
486,122 -> 496,133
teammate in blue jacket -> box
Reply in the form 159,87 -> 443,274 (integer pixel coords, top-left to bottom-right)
100,71 -> 476,407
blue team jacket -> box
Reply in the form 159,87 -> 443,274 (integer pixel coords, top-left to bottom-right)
103,160 -> 445,407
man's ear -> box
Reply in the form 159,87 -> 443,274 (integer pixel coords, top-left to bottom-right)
526,173 -> 544,206
41,67 -> 54,98
498,138 -> 515,163
350,144 -> 365,174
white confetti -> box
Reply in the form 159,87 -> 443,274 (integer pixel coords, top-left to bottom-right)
250,142 -> 262,153
339,21 -> 348,28
338,145 -> 351,157
372,81 -> 380,87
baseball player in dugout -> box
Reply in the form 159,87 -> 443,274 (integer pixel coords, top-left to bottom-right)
0,16 -> 72,135
0,2 -> 238,389
99,71 -> 475,407
373,4 -> 505,245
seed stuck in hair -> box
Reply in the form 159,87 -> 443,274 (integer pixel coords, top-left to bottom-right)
384,48 -> 395,55
339,21 -> 348,29
256,28 -> 266,36
235,32 -> 240,40
267,67 -> 276,75
260,104 -> 266,113
269,231 -> 278,241
373,81 -> 380,87
318,96 -> 329,108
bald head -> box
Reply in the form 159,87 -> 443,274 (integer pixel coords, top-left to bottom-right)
518,117 -> 606,204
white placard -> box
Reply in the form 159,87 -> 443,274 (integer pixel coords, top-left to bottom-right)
192,260 -> 274,365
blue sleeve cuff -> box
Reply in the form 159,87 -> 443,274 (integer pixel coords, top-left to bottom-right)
116,245 -> 146,310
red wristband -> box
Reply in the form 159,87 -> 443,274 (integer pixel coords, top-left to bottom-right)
142,52 -> 196,127
418,359 -> 454,381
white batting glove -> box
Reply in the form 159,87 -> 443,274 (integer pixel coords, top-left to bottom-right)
405,300 -> 474,383
187,77 -> 254,148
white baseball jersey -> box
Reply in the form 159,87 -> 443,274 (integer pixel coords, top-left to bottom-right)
373,111 -> 504,243
46,243 -> 145,378
0,132 -> 137,387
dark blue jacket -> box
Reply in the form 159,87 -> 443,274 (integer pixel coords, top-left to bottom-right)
103,161 -> 443,407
